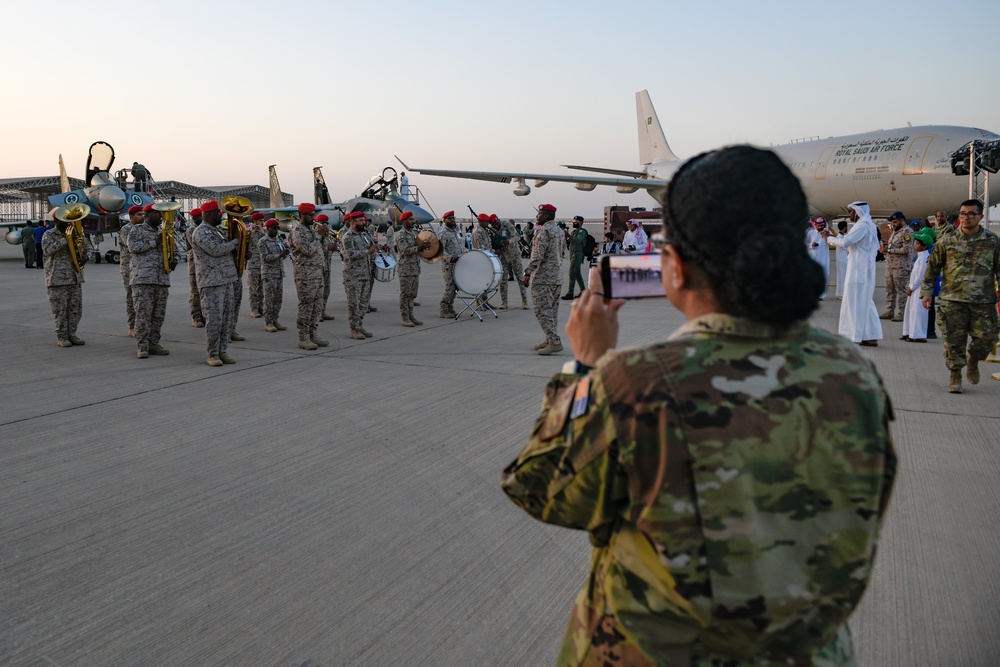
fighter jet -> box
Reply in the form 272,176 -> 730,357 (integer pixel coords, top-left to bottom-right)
401,90 -> 1000,221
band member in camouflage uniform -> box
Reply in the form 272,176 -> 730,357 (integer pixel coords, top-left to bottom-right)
920,199 -> 1000,393
341,212 -> 378,339
258,219 -> 289,333
185,207 -> 205,327
880,211 -> 914,321
362,219 -> 379,313
395,211 -> 431,326
523,204 -> 564,355
438,211 -> 465,317
289,202 -> 327,350
119,205 -> 143,336
42,216 -> 91,347
246,212 -> 265,319
502,146 -> 896,666
129,204 -> 176,358
494,215 -> 528,309
191,200 -> 240,366
315,213 -> 336,321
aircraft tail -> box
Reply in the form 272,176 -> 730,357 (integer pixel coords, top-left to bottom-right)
268,165 -> 283,208
58,154 -> 69,193
636,90 -> 679,166
313,167 -> 332,205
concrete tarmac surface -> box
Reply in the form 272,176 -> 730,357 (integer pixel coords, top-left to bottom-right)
1,241 -> 998,666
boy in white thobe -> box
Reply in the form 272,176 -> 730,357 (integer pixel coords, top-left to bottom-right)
902,229 -> 935,342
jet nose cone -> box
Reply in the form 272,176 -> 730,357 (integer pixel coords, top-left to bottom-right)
99,186 -> 126,213
405,204 -> 433,225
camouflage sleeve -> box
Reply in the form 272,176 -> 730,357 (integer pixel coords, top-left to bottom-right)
41,230 -> 66,257
129,227 -> 158,255
501,372 -> 627,537
524,232 -> 546,274
920,241 -> 945,298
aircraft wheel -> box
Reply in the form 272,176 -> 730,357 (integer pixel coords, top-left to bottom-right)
106,250 -> 121,264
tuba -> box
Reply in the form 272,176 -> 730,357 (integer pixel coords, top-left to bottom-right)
54,203 -> 91,272
221,196 -> 253,277
416,229 -> 443,263
153,201 -> 182,273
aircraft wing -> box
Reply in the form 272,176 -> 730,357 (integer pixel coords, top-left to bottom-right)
403,164 -> 668,191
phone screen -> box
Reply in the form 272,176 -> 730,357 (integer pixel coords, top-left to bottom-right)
599,253 -> 665,299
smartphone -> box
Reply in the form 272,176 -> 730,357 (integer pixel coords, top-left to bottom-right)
599,253 -> 665,299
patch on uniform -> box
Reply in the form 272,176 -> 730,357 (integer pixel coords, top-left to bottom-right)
539,383 -> 575,441
570,377 -> 591,419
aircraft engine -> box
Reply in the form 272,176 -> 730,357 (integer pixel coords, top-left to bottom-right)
616,185 -> 640,194
513,183 -> 531,196
575,183 -> 598,191
5,229 -> 22,245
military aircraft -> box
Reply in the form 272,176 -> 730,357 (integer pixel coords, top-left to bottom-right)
259,165 -> 434,233
401,90 -> 1000,221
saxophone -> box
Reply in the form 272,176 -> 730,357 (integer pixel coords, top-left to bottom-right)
54,203 -> 91,272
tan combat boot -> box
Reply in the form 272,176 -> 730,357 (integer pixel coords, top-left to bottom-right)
349,330 -> 367,340
410,317 -> 423,326
207,356 -> 223,367
264,324 -> 278,333
231,332 -> 246,341
148,343 -> 170,355
322,312 -> 335,320
57,338 -> 73,348
537,341 -> 564,356
299,339 -> 318,350
274,322 -> 288,330
879,310 -> 893,320
68,335 -> 85,345
948,370 -> 963,394
966,356 -> 980,385
219,352 -> 236,364
439,309 -> 452,319
401,320 -> 415,327
311,337 -> 330,347
532,341 -> 549,350
137,347 -> 149,359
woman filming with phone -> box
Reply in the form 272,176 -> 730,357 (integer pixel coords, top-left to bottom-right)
501,145 -> 896,666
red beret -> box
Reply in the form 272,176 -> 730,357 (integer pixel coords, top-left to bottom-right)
142,203 -> 154,212
538,204 -> 557,213
250,212 -> 265,221
264,219 -> 279,228
477,213 -> 490,222
442,211 -> 455,218
201,200 -> 220,212
315,214 -> 329,222
489,214 -> 498,222
190,208 -> 202,216
399,211 -> 413,221
127,205 -> 143,214
298,202 -> 316,214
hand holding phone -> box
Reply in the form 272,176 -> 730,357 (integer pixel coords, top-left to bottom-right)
599,253 -> 665,299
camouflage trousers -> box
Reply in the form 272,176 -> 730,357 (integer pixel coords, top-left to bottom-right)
199,283 -> 234,357
294,271 -> 324,340
121,272 -> 135,330
345,274 -> 371,332
567,257 -> 586,295
531,283 -> 561,345
262,273 -> 284,326
247,267 -> 263,316
230,275 -> 243,333
885,266 -> 911,315
322,268 -> 332,315
132,284 -> 168,349
502,252 -> 528,305
47,284 -> 82,339
936,301 -> 1000,370
362,263 -> 375,310
441,261 -> 457,310
188,261 -> 204,325
399,273 -> 419,322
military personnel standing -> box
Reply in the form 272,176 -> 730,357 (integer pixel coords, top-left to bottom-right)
471,213 -> 492,251
258,218 -> 289,333
185,207 -> 205,328
129,204 -> 176,359
191,200 -> 240,366
315,213 -> 336,321
562,215 -> 588,300
496,217 -> 529,309
438,211 -> 465,317
246,212 -> 265,319
119,205 -> 143,336
42,215 -> 90,347
362,219 -> 378,313
289,202 -> 327,350
523,204 -> 564,355
920,199 -> 1000,393
880,211 -> 914,321
395,211 -> 431,327
341,212 -> 378,339
21,221 -> 35,269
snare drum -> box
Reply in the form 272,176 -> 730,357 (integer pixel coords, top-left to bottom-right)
374,254 -> 397,282
454,250 -> 503,295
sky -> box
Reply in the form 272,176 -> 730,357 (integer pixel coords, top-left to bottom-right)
3,0 -> 999,219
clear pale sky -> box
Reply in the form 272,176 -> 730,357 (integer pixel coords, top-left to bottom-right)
3,0 -> 998,219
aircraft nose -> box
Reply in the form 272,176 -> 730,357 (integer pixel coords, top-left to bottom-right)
406,204 -> 433,224
99,186 -> 126,213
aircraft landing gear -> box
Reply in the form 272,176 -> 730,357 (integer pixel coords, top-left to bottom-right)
106,250 -> 120,264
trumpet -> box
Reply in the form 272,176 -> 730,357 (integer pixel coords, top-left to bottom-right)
221,196 -> 253,277
54,203 -> 91,272
153,201 -> 182,273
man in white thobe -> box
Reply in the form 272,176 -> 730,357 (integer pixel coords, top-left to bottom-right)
822,201 -> 882,345
622,219 -> 648,253
806,217 -> 830,300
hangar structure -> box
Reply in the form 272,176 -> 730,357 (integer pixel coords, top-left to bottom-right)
0,176 -> 293,223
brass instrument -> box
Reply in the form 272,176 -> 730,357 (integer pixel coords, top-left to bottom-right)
416,229 -> 443,263
54,203 -> 92,272
153,201 -> 182,273
221,196 -> 254,277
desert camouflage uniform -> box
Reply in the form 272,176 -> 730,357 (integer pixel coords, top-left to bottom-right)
290,222 -> 324,341
247,226 -> 265,317
258,234 -> 286,327
362,223 -> 378,310
502,314 -> 897,666
230,273 -> 244,335
320,230 -> 334,320
498,219 -> 528,307
920,225 -> 1000,371
883,225 -> 914,316
42,228 -> 90,341
471,224 -> 492,253
439,225 -> 465,313
128,223 -> 174,352
185,224 -> 204,325
525,221 -> 564,345
118,222 -> 137,331
395,226 -> 421,323
382,224 -> 396,259
341,227 -> 372,334
192,224 -> 239,357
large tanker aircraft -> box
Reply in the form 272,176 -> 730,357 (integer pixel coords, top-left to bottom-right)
402,90 -> 999,220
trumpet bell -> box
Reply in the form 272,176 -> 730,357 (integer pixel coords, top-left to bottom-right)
416,229 -> 443,263
221,196 -> 254,217
54,203 -> 92,223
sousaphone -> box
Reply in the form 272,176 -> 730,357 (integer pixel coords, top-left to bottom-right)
54,202 -> 92,272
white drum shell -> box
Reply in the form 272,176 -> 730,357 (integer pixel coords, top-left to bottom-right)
374,254 -> 397,282
454,250 -> 503,294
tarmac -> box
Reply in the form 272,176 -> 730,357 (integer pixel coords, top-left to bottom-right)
1,240 -> 998,666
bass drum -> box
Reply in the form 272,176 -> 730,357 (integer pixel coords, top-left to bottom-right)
374,254 -> 397,282
454,250 -> 503,295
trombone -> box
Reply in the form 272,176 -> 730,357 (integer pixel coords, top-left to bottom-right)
152,201 -> 182,273
221,196 -> 254,277
53,203 -> 91,273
